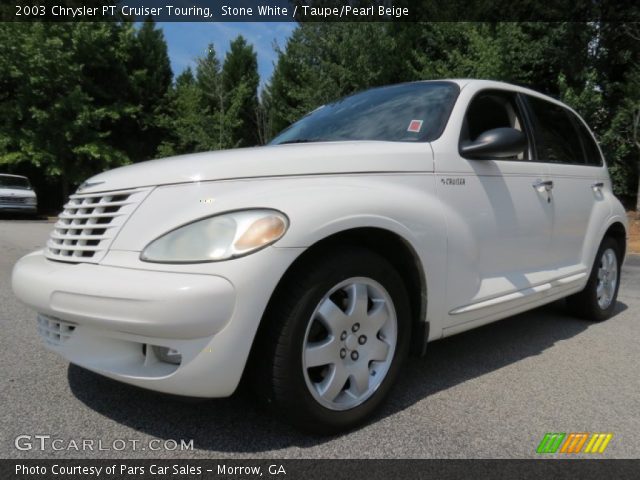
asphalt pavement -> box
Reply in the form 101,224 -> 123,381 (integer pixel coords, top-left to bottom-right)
1,219 -> 639,459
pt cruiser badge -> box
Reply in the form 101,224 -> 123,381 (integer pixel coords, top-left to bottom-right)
440,177 -> 466,185
12,80 -> 627,433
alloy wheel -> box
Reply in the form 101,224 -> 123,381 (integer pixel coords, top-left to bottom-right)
596,247 -> 618,310
301,277 -> 398,411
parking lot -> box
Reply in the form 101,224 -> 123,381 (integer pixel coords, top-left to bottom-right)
1,218 -> 639,459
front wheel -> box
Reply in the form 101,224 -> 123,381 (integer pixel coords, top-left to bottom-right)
566,237 -> 622,321
258,248 -> 411,434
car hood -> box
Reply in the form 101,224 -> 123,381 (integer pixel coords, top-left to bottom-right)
0,187 -> 35,198
77,141 -> 431,194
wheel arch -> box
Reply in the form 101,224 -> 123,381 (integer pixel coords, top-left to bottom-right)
603,221 -> 627,262
251,227 -> 429,367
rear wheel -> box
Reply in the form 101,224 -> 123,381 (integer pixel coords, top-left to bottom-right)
257,248 -> 411,434
566,237 -> 622,321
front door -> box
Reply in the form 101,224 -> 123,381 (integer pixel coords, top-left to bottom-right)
434,89 -> 555,325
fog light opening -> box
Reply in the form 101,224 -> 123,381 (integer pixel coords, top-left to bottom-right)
152,345 -> 182,365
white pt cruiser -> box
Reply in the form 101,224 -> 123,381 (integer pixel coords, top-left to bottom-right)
12,80 -> 628,433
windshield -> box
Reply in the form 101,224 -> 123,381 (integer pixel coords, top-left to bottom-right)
270,81 -> 460,145
0,175 -> 31,189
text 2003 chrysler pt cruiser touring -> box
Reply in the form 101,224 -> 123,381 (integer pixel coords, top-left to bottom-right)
12,80 -> 628,432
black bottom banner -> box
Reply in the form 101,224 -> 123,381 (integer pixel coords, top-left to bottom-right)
2,459 -> 640,480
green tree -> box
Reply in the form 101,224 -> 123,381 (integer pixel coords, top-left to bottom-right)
594,23 -> 640,204
126,18 -> 173,162
222,36 -> 260,147
406,22 -> 593,95
268,23 -> 399,135
196,44 -> 225,150
161,38 -> 262,152
156,68 -> 209,157
0,23 -> 135,199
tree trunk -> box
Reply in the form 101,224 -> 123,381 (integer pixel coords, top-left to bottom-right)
256,103 -> 271,145
636,160 -> 640,213
633,108 -> 640,214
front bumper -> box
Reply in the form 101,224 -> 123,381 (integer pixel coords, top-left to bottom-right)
0,204 -> 36,214
11,248 -> 302,397
13,252 -> 236,339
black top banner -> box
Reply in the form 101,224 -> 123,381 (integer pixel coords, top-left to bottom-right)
3,0 -> 640,22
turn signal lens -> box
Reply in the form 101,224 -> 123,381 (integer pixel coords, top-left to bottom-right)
234,215 -> 287,251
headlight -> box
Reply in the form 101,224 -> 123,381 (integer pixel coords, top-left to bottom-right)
140,209 -> 289,263
25,197 -> 37,205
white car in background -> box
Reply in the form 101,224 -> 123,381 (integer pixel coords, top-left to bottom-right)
0,174 -> 37,215
12,80 -> 627,433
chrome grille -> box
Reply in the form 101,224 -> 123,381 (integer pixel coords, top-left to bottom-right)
46,187 -> 150,263
37,314 -> 76,347
0,196 -> 26,204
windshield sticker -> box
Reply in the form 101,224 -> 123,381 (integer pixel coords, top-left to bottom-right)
407,120 -> 423,133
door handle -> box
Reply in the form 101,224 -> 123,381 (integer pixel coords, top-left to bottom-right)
592,181 -> 604,190
532,179 -> 554,191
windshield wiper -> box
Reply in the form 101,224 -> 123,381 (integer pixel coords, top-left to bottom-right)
277,138 -> 325,145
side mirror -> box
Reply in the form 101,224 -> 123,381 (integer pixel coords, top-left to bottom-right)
459,127 -> 527,160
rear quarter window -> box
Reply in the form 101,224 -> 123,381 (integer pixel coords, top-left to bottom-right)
571,116 -> 603,166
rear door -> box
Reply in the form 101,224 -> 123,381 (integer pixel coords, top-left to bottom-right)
523,95 -> 610,272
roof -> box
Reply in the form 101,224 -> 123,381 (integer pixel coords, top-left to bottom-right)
436,78 -> 568,107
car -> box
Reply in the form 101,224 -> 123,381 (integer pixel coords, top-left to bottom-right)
0,174 -> 38,215
11,79 -> 628,433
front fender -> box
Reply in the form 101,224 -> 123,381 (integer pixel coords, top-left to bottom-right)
112,175 -> 441,252
110,174 -> 450,339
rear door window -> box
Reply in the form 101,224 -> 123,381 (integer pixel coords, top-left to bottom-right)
525,95 -> 598,165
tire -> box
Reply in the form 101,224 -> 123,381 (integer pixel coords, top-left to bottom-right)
256,248 -> 411,434
566,237 -> 622,322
